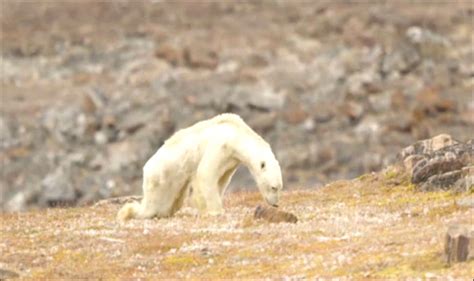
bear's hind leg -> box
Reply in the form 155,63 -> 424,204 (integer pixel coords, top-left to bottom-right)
169,179 -> 191,216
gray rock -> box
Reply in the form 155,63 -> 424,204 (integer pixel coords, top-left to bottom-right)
40,165 -> 77,207
94,128 -> 117,145
82,87 -> 108,113
399,135 -> 473,191
106,140 -> 153,177
5,191 -> 28,212
346,67 -> 381,97
229,83 -> 286,111
42,106 -> 90,144
381,42 -> 420,76
247,112 -> 278,133
399,134 -> 459,159
406,26 -> 450,59
456,196 -> 474,208
0,117 -> 16,149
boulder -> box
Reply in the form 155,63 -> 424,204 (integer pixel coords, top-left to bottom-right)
254,205 -> 298,223
399,135 -> 473,191
444,224 -> 474,264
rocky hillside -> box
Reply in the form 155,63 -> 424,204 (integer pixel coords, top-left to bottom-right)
1,167 -> 473,279
1,2 -> 473,210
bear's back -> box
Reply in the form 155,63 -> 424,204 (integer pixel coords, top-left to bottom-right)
163,113 -> 267,148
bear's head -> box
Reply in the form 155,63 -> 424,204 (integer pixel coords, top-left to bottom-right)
252,148 -> 283,207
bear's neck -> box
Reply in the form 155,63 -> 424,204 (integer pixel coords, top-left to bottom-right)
231,134 -> 266,175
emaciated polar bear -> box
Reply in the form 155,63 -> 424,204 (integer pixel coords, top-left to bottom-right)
117,113 -> 283,221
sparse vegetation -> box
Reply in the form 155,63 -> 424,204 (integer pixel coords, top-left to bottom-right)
1,168 -> 472,278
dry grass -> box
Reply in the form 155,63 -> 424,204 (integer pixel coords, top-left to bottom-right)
1,167 -> 473,279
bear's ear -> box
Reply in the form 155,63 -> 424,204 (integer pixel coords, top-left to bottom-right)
260,161 -> 266,170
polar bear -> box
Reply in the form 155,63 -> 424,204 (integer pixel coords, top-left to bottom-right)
117,113 -> 283,221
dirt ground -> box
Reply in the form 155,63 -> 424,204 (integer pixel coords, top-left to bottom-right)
1,168 -> 473,279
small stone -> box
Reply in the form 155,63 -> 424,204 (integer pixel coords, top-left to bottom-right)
82,88 -> 107,113
444,224 -> 474,264
244,85 -> 286,111
94,131 -> 109,145
391,91 -> 407,110
0,268 -> 20,279
456,196 -> 474,208
340,101 -> 364,122
284,104 -> 309,125
254,205 -> 298,224
406,26 -> 450,59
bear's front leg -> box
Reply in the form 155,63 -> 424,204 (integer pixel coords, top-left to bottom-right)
194,143 -> 227,216
193,174 -> 224,216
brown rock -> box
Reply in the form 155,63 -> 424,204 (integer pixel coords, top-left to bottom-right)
460,110 -> 474,125
386,114 -> 413,133
184,46 -> 218,69
254,205 -> 298,224
415,87 -> 457,116
82,89 -> 108,113
444,224 -> 474,264
390,90 -> 407,110
283,103 -> 309,125
340,101 -> 364,122
313,103 -> 335,123
155,44 -> 183,66
238,67 -> 260,83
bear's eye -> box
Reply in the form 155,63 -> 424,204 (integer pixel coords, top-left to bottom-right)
260,161 -> 266,169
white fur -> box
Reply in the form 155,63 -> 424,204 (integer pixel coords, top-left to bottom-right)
117,113 -> 283,221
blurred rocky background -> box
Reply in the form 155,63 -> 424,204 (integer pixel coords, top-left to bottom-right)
1,1 -> 473,211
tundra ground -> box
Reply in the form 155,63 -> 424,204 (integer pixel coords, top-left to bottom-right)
1,168 -> 472,279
